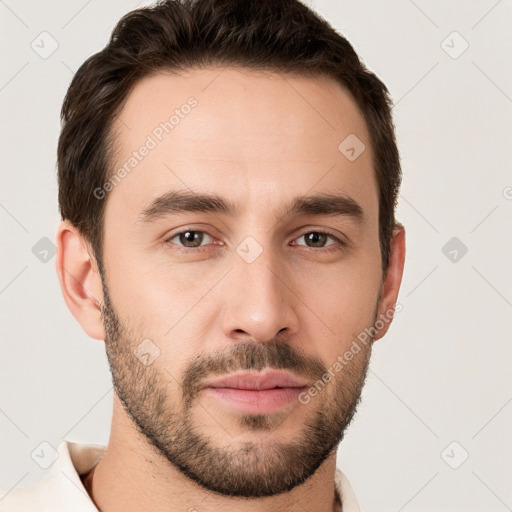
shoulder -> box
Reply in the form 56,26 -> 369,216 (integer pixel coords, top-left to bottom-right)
0,440 -> 105,512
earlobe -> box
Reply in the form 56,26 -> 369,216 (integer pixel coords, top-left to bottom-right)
374,223 -> 406,341
55,221 -> 106,341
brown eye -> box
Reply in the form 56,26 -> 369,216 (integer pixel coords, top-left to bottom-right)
296,231 -> 337,248
167,230 -> 213,248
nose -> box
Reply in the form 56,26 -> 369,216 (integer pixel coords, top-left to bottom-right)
221,245 -> 300,344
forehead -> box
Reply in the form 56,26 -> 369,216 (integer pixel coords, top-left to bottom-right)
107,66 -> 377,221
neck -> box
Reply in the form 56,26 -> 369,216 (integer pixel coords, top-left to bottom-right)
84,398 -> 339,512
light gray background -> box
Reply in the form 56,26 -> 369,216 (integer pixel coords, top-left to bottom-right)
1,1 -> 511,510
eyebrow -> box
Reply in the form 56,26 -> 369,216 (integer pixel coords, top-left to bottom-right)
137,189 -> 364,223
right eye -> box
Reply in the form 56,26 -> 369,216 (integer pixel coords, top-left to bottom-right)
165,230 -> 216,250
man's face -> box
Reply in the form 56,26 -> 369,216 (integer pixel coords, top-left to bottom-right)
99,67 -> 383,497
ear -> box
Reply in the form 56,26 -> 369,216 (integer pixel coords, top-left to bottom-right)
373,223 -> 406,341
55,220 -> 106,341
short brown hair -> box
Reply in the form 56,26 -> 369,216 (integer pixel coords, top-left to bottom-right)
58,0 -> 401,274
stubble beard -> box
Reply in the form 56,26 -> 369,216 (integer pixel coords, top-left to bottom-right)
100,280 -> 374,498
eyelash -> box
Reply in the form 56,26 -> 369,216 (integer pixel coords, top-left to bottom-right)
164,229 -> 347,253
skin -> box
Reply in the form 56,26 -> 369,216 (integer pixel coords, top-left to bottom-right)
56,67 -> 405,512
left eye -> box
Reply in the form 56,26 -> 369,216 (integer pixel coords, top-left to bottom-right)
294,231 -> 338,248
167,230 -> 214,248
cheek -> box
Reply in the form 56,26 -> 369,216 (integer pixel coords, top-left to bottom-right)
103,234 -> 211,330
293,256 -> 381,363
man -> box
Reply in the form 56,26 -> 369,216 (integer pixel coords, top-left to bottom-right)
0,0 -> 405,510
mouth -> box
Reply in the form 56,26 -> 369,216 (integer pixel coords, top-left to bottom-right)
202,369 -> 309,414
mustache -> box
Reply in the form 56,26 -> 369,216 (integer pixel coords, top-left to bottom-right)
181,338 -> 327,408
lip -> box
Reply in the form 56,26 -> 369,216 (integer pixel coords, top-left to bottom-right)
203,369 -> 309,390
203,370 -> 309,415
